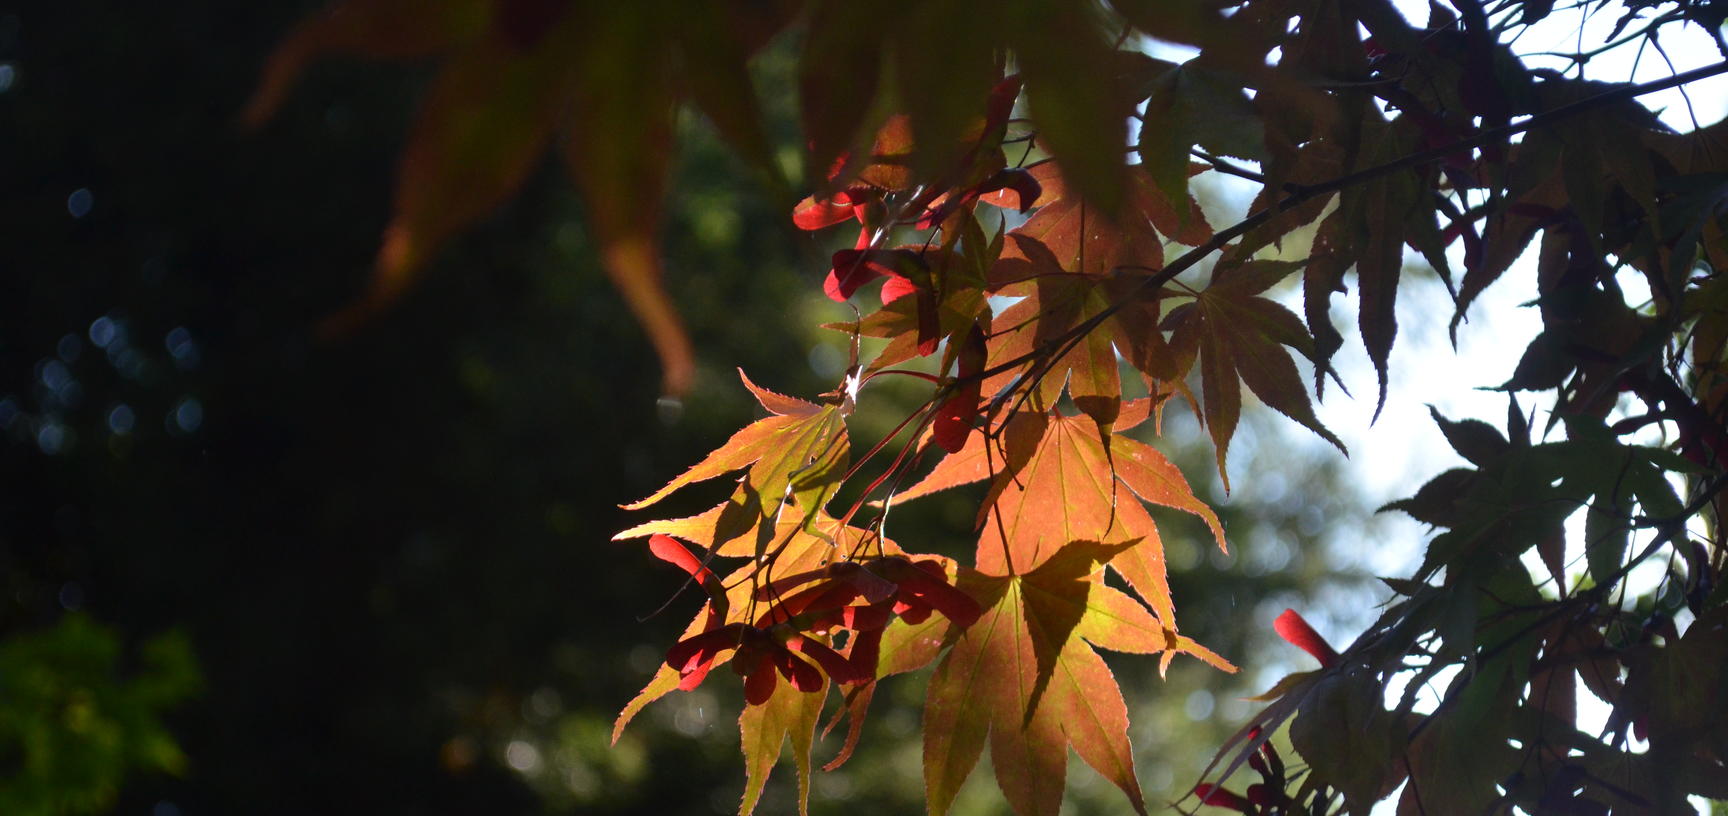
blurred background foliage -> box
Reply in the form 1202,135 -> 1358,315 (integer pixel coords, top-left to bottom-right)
0,3 -> 1385,813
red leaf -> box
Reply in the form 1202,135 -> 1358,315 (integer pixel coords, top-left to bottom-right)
1274,609 -> 1338,667
788,634 -> 862,685
792,191 -> 862,231
648,534 -> 723,599
1194,783 -> 1256,813
824,249 -> 925,302
933,323 -> 987,453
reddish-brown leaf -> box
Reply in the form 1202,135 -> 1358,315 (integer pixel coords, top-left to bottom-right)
241,0 -> 485,128
896,409 -> 1222,642
559,8 -> 692,394
321,29 -> 570,340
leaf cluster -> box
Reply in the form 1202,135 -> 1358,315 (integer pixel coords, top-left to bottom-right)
253,1 -> 1728,814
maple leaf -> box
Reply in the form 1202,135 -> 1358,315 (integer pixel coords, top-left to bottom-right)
615,509 -> 902,816
740,671 -> 827,816
613,509 -> 896,730
922,542 -> 1233,816
1164,260 -> 1345,487
982,162 -> 1210,429
250,2 -> 802,395
896,408 -> 1227,646
622,370 -> 848,559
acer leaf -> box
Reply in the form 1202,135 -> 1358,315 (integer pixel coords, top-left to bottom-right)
798,0 -> 888,190
622,370 -> 848,559
673,2 -> 793,195
1165,260 -> 1345,486
896,408 -> 1225,654
739,672 -> 826,816
827,274 -> 988,375
242,0 -> 485,128
559,7 -> 693,394
933,322 -> 988,453
1012,8 -> 1130,215
925,544 -> 1156,816
1138,59 -> 1269,209
982,163 -> 1208,425
893,0 -> 1006,181
610,530 -> 838,738
1288,669 -> 1408,815
1343,118 -> 1427,417
322,28 -> 568,339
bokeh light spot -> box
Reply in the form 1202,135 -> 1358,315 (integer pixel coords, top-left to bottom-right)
66,187 -> 94,219
108,404 -> 135,435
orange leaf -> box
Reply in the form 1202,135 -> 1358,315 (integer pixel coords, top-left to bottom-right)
924,543 -> 1227,816
621,370 -> 847,559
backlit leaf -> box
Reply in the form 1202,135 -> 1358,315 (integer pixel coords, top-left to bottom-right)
1165,260 -> 1344,485
924,544 -> 1219,816
622,370 -> 848,559
739,672 -> 826,816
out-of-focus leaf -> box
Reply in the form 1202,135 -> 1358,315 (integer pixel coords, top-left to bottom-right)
799,0 -> 891,188
324,29 -> 570,339
674,2 -> 793,194
241,0 -> 488,127
1010,3 -> 1130,215
560,7 -> 692,394
894,0 -> 1006,180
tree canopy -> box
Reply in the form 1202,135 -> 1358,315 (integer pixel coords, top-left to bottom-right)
29,0 -> 1728,813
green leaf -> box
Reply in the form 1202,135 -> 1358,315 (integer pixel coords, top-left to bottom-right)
1427,406 -> 1509,467
1012,4 -> 1129,215
1289,669 -> 1407,815
622,370 -> 848,560
739,674 -> 827,816
1137,60 -> 1268,209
